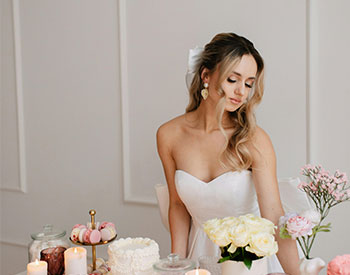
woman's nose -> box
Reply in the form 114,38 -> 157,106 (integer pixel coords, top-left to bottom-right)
234,84 -> 245,96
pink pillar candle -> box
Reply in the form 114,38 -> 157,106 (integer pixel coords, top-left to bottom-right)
27,259 -> 48,275
64,247 -> 87,275
185,269 -> 211,275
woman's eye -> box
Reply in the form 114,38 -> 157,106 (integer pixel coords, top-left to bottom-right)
227,78 -> 236,83
245,83 -> 252,88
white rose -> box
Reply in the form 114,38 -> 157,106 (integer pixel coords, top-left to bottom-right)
257,217 -> 277,234
204,219 -> 231,247
222,217 -> 240,237
230,223 -> 251,247
203,218 -> 222,236
245,232 -> 278,257
238,214 -> 255,222
211,225 -> 231,247
239,215 -> 275,235
222,216 -> 239,227
300,209 -> 321,226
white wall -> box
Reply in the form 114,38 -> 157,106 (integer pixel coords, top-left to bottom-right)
122,0 -> 307,205
0,1 -> 349,275
1,1 -> 170,274
308,0 -> 350,270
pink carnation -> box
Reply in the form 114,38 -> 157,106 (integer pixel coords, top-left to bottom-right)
286,216 -> 313,239
279,213 -> 297,227
327,254 -> 350,275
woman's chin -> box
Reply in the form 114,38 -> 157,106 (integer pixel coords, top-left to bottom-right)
225,105 -> 240,113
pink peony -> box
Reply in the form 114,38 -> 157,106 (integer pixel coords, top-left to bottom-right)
286,216 -> 313,239
279,212 -> 297,227
327,254 -> 350,275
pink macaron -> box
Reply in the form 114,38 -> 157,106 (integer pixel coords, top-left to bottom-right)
72,224 -> 87,230
78,228 -> 87,243
72,224 -> 82,230
83,228 -> 92,244
70,227 -> 81,242
100,226 -> 116,242
99,222 -> 115,231
89,229 -> 102,244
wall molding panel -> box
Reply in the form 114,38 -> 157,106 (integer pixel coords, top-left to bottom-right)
118,0 -> 158,206
1,0 -> 27,193
0,239 -> 27,248
306,0 -> 318,165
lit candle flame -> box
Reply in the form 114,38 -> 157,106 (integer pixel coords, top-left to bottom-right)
74,247 -> 77,253
35,259 -> 39,265
196,269 -> 199,275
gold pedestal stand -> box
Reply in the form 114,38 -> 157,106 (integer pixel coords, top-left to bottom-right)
70,209 -> 117,271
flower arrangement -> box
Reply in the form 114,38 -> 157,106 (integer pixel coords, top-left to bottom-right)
279,164 -> 350,259
327,254 -> 350,275
203,214 -> 278,270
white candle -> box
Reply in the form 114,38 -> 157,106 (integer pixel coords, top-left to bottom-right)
185,269 -> 211,275
64,247 -> 87,275
27,259 -> 47,275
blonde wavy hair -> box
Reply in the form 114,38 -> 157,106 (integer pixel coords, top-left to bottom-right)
186,33 -> 265,171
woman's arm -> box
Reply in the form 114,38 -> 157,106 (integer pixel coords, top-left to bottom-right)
250,127 -> 300,275
156,124 -> 191,258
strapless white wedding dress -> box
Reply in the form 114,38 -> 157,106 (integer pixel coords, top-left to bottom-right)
174,169 -> 284,273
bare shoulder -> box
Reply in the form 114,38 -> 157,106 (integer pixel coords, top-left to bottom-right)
251,126 -> 273,149
156,114 -> 187,148
249,126 -> 276,164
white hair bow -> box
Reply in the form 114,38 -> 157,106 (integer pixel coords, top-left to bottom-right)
185,46 -> 203,90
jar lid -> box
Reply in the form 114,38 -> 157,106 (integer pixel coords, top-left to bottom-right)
153,254 -> 196,272
31,224 -> 66,240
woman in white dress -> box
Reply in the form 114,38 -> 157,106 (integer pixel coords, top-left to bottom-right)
156,33 -> 300,274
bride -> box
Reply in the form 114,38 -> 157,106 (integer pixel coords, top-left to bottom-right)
156,32 -> 300,274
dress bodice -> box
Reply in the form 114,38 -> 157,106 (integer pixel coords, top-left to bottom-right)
175,169 -> 260,226
174,169 -> 283,272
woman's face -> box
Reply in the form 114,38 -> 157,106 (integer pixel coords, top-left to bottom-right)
208,54 -> 258,112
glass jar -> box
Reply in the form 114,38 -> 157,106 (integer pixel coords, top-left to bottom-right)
153,254 -> 196,274
28,224 -> 70,262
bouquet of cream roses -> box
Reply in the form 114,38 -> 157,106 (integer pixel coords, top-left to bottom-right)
279,164 -> 350,259
203,214 -> 278,269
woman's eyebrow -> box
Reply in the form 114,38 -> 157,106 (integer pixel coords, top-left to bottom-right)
232,71 -> 256,80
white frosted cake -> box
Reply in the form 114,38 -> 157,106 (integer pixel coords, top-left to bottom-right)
107,237 -> 160,275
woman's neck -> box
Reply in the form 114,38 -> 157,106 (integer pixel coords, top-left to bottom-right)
194,100 -> 231,133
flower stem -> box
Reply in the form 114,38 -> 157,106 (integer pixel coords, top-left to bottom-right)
297,238 -> 308,259
307,233 -> 317,257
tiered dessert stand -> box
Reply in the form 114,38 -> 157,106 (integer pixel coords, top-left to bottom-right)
70,209 -> 117,270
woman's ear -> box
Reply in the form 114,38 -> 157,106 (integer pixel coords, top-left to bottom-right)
201,68 -> 210,83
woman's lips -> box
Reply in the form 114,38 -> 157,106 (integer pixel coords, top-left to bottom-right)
229,98 -> 242,104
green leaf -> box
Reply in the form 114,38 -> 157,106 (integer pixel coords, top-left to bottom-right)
229,248 -> 242,260
244,257 -> 252,270
319,223 -> 331,229
314,223 -> 332,234
218,256 -> 231,263
279,227 -> 291,239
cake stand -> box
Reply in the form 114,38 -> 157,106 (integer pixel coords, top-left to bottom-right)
70,209 -> 117,270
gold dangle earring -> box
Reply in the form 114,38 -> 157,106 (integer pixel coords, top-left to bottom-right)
201,83 -> 209,100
